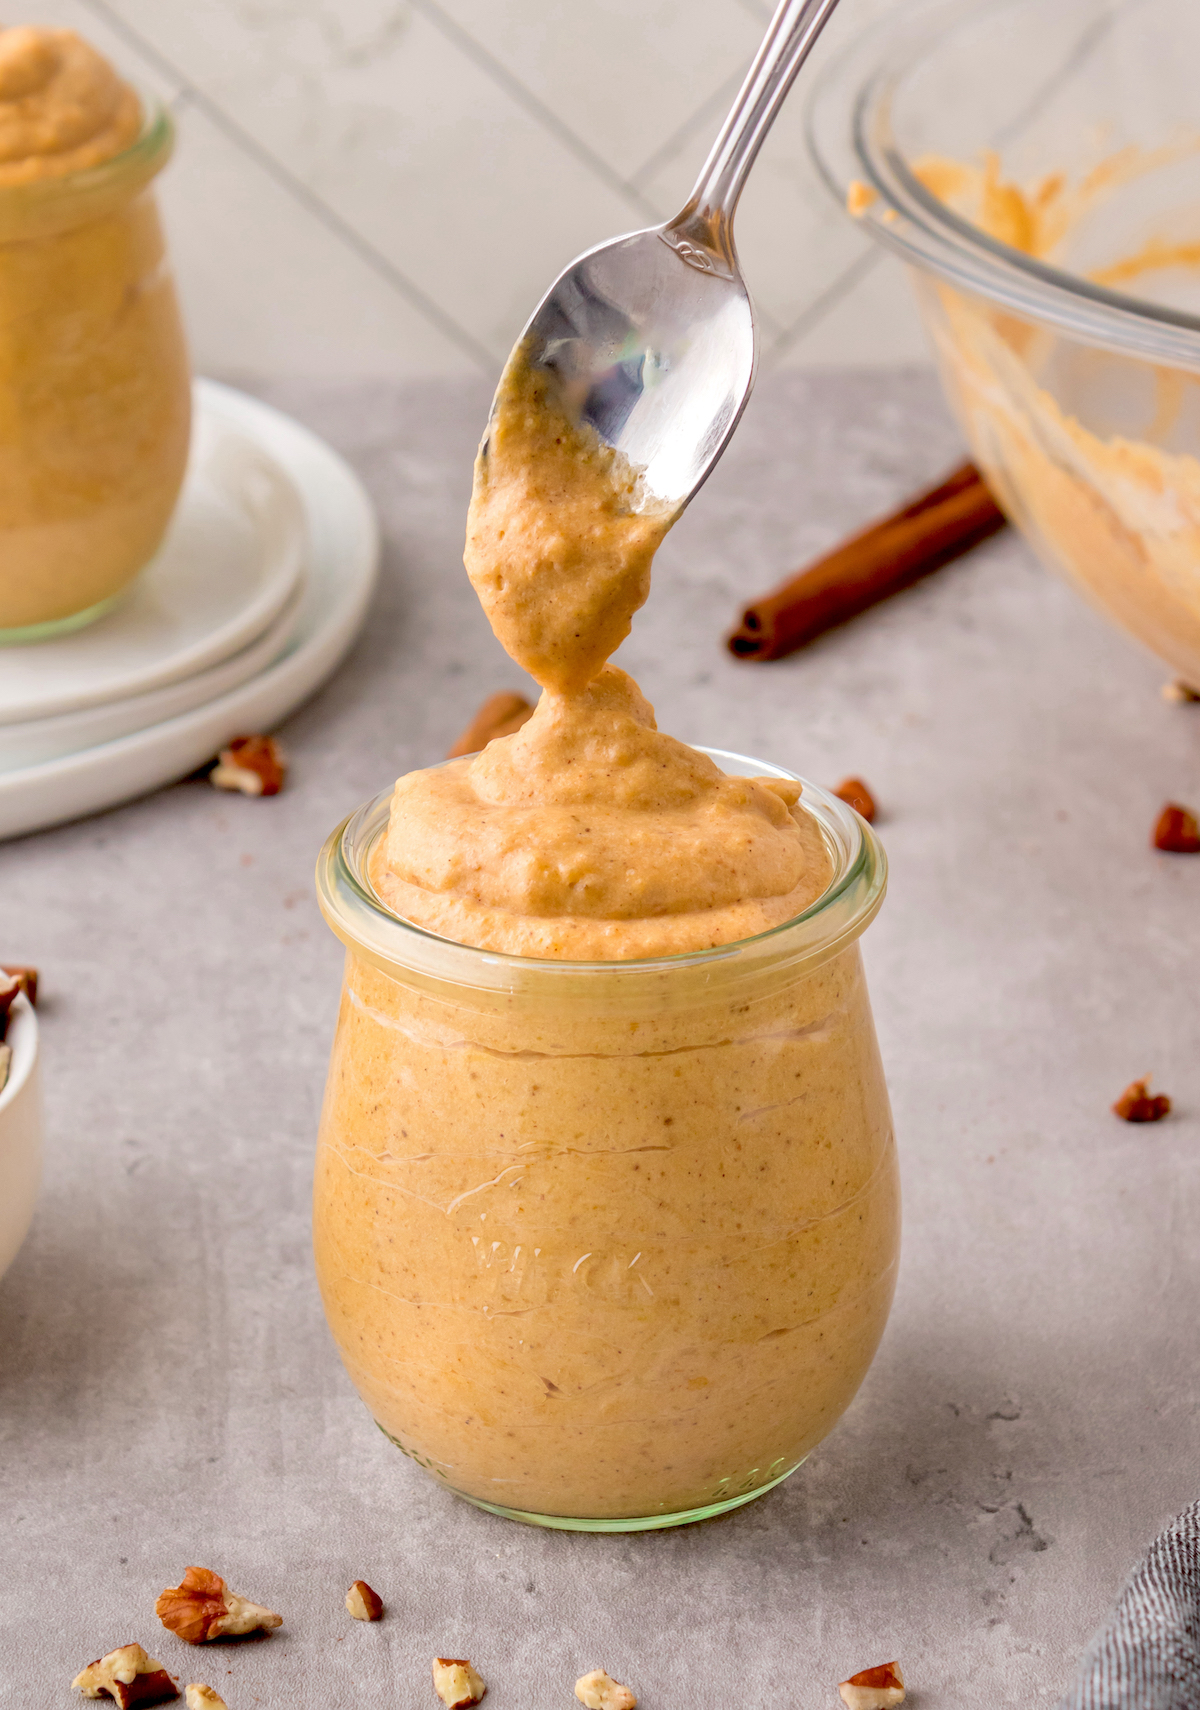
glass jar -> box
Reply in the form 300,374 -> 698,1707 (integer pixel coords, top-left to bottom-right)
313,753 -> 899,1531
0,96 -> 191,640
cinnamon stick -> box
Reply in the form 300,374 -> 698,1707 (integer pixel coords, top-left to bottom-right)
447,691 -> 535,758
728,461 -> 1006,662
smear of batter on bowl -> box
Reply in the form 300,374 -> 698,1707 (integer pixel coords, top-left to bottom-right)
906,143 -> 1200,685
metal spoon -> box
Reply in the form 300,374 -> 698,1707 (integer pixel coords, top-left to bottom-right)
497,0 -> 844,511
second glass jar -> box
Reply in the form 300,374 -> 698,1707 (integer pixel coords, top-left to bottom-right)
0,97 -> 191,639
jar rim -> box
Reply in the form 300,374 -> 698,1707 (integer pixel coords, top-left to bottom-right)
315,748 -> 887,997
806,0 -> 1200,374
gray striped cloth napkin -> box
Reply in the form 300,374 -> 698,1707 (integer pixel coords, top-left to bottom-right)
1059,1501 -> 1200,1709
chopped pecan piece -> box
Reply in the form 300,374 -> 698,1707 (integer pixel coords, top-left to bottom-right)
576,1667 -> 637,1709
1113,1078 -> 1171,1123
1153,802 -> 1200,853
447,691 -> 535,758
432,1657 -> 486,1708
0,964 -> 37,1005
346,1579 -> 384,1621
73,1644 -> 178,1706
839,1660 -> 906,1709
1161,679 -> 1200,703
833,777 -> 878,823
0,971 -> 21,1041
156,1566 -> 282,1644
210,735 -> 286,797
184,1689 -> 227,1710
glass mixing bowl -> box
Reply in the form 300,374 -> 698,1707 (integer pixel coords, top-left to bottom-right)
809,0 -> 1200,688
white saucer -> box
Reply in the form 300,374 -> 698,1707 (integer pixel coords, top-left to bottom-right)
0,406 -> 307,725
0,581 -> 304,772
0,380 -> 379,842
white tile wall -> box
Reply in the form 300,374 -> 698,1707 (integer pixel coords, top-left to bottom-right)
19,0 -> 935,381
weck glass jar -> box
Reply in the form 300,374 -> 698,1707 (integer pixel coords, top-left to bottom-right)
313,754 -> 899,1531
0,96 -> 191,639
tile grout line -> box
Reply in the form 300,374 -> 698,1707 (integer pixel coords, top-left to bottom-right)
404,0 -> 664,226
762,242 -> 881,366
77,0 -> 499,374
627,63 -> 748,195
623,61 -> 791,342
990,3 -> 1123,150
79,0 -> 846,374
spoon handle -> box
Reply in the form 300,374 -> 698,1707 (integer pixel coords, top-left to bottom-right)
666,0 -> 843,272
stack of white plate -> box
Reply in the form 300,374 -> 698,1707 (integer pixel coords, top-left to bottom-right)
0,381 -> 379,842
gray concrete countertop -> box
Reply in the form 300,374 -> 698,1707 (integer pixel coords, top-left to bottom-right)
1,370 -> 1196,1710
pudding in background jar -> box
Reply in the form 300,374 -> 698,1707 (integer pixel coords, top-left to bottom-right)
313,350 -> 901,1529
0,25 -> 191,639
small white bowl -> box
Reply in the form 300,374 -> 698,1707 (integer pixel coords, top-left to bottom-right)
0,994 -> 42,1283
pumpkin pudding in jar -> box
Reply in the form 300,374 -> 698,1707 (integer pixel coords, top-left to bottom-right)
313,350 -> 899,1529
0,25 -> 190,638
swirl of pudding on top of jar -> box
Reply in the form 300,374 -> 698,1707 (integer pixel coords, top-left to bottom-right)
0,25 -> 141,185
371,346 -> 833,959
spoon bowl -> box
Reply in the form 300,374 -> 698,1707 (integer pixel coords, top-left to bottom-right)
507,0 -> 843,513
521,227 -> 754,510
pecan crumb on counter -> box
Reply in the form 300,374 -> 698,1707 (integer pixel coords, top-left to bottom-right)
72,1643 -> 178,1706
0,963 -> 37,1005
345,1579 -> 384,1621
432,1658 -> 486,1708
838,1660 -> 906,1709
1153,802 -> 1200,853
1113,1078 -> 1172,1123
0,970 -> 22,1042
1161,679 -> 1200,703
0,960 -> 37,1086
833,777 -> 878,823
210,735 -> 286,798
184,1689 -> 227,1710
575,1667 -> 637,1709
447,690 -> 535,758
156,1567 -> 282,1644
